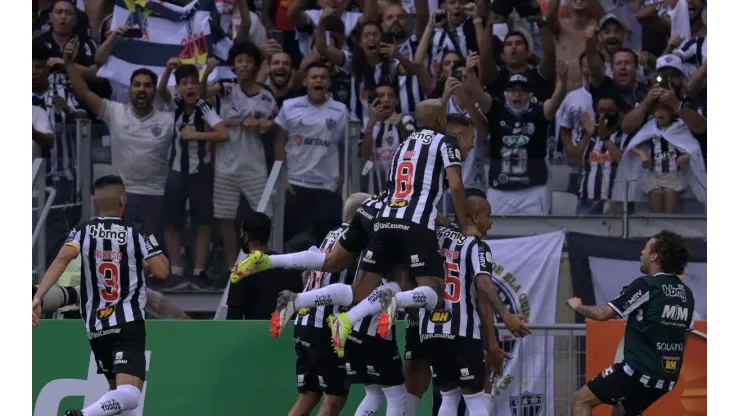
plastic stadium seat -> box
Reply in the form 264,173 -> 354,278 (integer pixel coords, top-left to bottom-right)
550,191 -> 578,216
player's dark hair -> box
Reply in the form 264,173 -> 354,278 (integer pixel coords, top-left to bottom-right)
228,40 -> 263,68
174,64 -> 200,84
613,48 -> 639,66
305,61 -> 331,76
130,68 -> 158,86
93,175 -> 124,192
32,39 -> 49,62
447,113 -> 472,127
504,31 -> 530,50
240,212 -> 272,245
465,189 -> 487,200
651,230 -> 691,275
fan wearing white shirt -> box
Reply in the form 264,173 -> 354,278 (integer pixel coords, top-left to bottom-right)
64,39 -> 174,242
202,41 -> 279,268
275,62 -> 349,247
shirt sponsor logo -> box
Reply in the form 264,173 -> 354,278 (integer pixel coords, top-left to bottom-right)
388,200 -> 408,208
402,150 -> 416,159
430,309 -> 452,323
65,230 -> 79,244
367,365 -> 379,376
114,351 -> 127,365
296,308 -> 310,316
296,135 -> 331,147
411,130 -> 438,144
88,224 -> 129,245
410,254 -> 425,268
96,305 -> 115,320
661,305 -> 689,327
662,356 -> 680,373
656,342 -> 684,352
373,222 -> 410,232
435,227 -> 467,244
662,284 -> 687,302
358,207 -> 374,220
439,248 -> 460,260
621,290 -> 643,311
363,250 -> 376,264
87,327 -> 122,340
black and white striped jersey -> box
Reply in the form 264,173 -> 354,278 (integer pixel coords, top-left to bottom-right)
396,35 -> 425,115
378,129 -> 462,230
419,226 -> 493,339
64,217 -> 163,332
169,95 -> 223,174
295,223 -> 355,329
577,132 -> 629,200
649,134 -> 682,174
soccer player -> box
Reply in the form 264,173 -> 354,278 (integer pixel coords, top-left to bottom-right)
285,196 -> 370,416
567,230 -> 695,416
32,175 -> 171,416
329,104 -> 478,357
423,189 -> 521,416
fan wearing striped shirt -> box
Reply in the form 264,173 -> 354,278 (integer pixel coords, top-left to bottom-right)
156,59 -> 229,290
288,0 -> 369,60
567,96 -> 629,215
362,82 -> 417,193
33,175 -> 171,416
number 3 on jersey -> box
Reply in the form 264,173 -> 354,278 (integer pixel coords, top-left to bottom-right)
98,262 -> 120,302
393,161 -> 415,199
443,261 -> 461,303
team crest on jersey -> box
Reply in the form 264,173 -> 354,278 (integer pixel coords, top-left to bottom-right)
430,309 -> 452,323
502,135 -> 530,148
388,200 -> 408,208
97,305 -> 115,320
325,119 -> 337,130
509,391 -> 543,416
151,126 -> 162,136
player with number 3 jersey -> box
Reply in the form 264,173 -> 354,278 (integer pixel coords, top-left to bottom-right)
32,175 -> 171,416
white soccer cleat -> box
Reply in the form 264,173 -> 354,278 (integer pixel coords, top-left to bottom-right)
270,291 -> 297,339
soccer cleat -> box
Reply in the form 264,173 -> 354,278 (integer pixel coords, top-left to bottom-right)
270,291 -> 297,339
64,410 -> 83,416
328,313 -> 352,358
230,250 -> 272,283
377,289 -> 398,339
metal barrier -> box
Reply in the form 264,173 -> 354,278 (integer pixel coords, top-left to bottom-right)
492,324 -> 586,416
32,158 -> 52,284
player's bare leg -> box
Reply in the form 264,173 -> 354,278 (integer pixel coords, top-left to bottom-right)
316,394 -> 347,416
288,392 -> 321,416
610,404 -> 627,416
404,357 -> 431,414
571,385 -> 603,416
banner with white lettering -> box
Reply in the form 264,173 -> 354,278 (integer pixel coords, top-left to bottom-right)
484,231 -> 564,416
567,232 -> 707,321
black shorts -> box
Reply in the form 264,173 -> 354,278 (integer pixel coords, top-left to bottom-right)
360,219 -> 444,279
163,168 -> 214,227
404,317 -> 424,360
88,320 -> 147,380
338,210 -> 372,254
421,335 -> 484,391
587,362 -> 669,415
294,325 -> 350,396
490,0 -> 542,21
345,331 -> 404,387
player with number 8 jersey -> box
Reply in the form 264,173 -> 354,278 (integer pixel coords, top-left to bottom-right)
32,175 -> 171,416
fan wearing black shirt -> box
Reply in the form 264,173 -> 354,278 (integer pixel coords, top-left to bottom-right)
227,212 -> 303,320
266,51 -> 305,109
486,63 -> 568,216
482,31 -> 556,104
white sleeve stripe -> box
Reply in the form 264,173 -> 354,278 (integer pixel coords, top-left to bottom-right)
615,292 -> 650,317
607,302 -> 624,318
144,250 -> 163,260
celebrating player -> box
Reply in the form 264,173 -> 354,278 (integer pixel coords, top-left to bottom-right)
423,189 -> 511,416
328,103 -> 477,359
285,195 -> 372,416
32,175 -> 171,416
567,230 -> 695,416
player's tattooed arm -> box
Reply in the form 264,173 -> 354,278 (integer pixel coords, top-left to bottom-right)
573,304 -> 617,321
476,274 -> 511,316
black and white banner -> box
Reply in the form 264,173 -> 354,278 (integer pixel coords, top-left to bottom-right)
567,233 -> 707,322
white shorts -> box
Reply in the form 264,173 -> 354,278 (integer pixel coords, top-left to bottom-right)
213,171 -> 271,220
643,171 -> 685,193
487,185 -> 552,216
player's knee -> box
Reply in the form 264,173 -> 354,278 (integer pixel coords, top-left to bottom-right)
114,384 -> 142,409
572,386 -> 597,408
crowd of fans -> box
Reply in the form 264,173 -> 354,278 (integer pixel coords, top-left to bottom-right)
32,0 -> 708,291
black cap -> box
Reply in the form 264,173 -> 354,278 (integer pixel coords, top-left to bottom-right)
506,74 -> 530,90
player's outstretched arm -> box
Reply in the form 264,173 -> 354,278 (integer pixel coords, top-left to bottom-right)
566,297 -> 618,321
476,274 -> 531,337
475,279 -> 506,376
445,165 -> 469,225
146,253 -> 171,280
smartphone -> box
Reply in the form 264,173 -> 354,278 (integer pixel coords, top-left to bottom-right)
124,28 -> 143,39
655,75 -> 670,89
433,11 -> 447,26
367,91 -> 379,105
381,32 -> 394,45
267,29 -> 284,45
